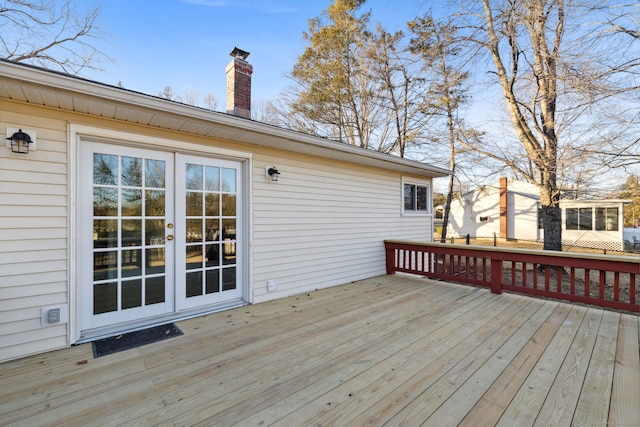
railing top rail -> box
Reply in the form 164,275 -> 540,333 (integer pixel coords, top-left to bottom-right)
384,240 -> 640,266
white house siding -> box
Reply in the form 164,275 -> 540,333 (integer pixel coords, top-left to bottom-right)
0,103 -> 69,362
509,192 -> 539,241
0,99 -> 438,362
251,150 -> 433,303
447,186 -> 500,238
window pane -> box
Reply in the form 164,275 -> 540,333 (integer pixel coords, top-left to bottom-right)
186,271 -> 202,297
206,219 -> 220,241
121,157 -> 142,187
146,219 -> 164,245
597,207 -> 619,231
186,164 -> 203,190
205,193 -> 220,216
186,244 -> 203,270
145,190 -> 165,216
416,186 -> 428,211
566,208 -> 578,230
122,279 -> 142,309
222,218 -> 236,240
537,208 -> 544,229
146,276 -> 165,304
94,282 -> 118,314
93,153 -> 117,185
221,168 -> 236,192
579,208 -> 592,230
121,249 -> 142,277
222,194 -> 236,216
222,267 -> 236,291
595,208 -> 606,231
94,187 -> 118,216
121,189 -> 142,216
186,219 -> 203,242
94,251 -> 117,281
607,208 -> 618,231
145,159 -> 165,188
122,219 -> 142,246
404,184 -> 415,211
94,220 -> 117,248
146,248 -> 165,274
186,191 -> 202,216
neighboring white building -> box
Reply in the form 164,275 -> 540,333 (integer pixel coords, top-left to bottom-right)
445,177 -> 628,251
0,56 -> 450,363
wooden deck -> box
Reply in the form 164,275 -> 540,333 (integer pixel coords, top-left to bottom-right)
1,275 -> 639,426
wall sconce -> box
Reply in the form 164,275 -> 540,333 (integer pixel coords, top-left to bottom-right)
266,166 -> 281,182
6,128 -> 36,154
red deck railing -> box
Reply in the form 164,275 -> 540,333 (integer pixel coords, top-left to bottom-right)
384,240 -> 639,313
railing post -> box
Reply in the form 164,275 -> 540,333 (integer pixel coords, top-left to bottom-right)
491,258 -> 503,294
385,243 -> 395,275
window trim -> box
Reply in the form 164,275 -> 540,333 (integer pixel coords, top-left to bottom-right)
402,178 -> 431,216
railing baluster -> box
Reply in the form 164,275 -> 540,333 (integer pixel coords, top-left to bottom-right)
545,265 -> 550,290
570,267 -> 576,296
599,270 -> 606,299
585,268 -> 590,298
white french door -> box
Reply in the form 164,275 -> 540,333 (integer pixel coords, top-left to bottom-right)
175,154 -> 243,310
78,141 -> 244,336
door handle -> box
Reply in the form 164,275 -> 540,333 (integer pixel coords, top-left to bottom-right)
166,235 -> 174,241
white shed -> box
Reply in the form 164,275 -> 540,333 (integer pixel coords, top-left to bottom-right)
0,58 -> 450,363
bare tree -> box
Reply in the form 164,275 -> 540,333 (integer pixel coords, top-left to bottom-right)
409,14 -> 471,242
0,0 -> 104,74
158,86 -> 219,111
159,86 -> 179,102
450,0 -> 639,251
365,25 -> 433,157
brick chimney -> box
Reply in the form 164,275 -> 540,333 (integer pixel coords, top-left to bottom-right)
225,47 -> 253,119
499,176 -> 508,239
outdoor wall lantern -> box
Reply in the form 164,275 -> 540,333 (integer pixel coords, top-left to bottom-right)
6,129 -> 34,154
266,166 -> 281,182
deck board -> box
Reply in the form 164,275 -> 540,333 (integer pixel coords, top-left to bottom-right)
0,275 -> 638,426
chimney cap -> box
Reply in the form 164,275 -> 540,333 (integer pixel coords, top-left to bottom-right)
230,47 -> 250,60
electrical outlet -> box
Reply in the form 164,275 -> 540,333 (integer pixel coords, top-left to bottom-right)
267,279 -> 277,292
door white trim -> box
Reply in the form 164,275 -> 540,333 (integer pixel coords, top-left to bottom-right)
70,125 -> 252,343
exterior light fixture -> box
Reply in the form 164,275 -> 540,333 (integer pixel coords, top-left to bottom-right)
266,166 -> 281,182
6,129 -> 33,154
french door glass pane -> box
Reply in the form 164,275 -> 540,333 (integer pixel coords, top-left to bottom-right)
92,152 -> 167,315
185,163 -> 237,299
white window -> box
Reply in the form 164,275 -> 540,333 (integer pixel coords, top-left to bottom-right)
403,180 -> 430,214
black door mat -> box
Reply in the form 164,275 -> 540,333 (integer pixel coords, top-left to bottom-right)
92,323 -> 183,358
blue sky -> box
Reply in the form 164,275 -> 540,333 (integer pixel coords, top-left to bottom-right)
84,0 -> 431,106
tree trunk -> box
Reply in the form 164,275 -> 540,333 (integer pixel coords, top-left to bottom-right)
540,185 -> 562,251
440,172 -> 455,243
